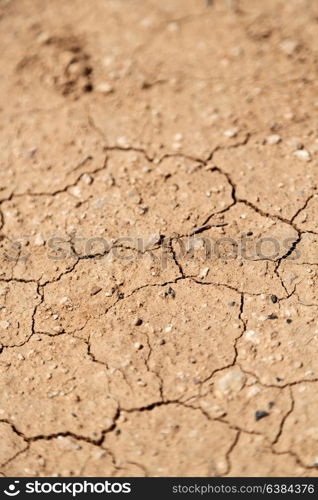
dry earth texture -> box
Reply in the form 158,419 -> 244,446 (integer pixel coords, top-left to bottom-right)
0,0 -> 318,478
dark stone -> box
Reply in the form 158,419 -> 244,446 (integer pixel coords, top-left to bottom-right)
255,410 -> 270,421
267,314 -> 278,320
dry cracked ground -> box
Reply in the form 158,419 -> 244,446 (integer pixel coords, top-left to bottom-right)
0,0 -> 318,478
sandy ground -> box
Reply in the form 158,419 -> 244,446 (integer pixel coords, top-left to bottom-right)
0,0 -> 318,477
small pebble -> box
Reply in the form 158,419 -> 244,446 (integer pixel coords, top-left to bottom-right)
37,32 -> 50,45
174,133 -> 183,142
90,286 -> 102,296
167,287 -> 176,298
293,149 -> 311,162
134,342 -> 143,350
68,62 -> 83,76
294,361 -> 303,369
35,234 -> 45,246
134,318 -> 143,326
279,39 -> 299,55
117,136 -> 129,148
60,296 -> 70,304
271,295 -> 278,304
215,369 -> 245,398
69,186 -> 82,198
267,134 -> 281,145
137,206 -> 148,214
287,138 -> 303,150
255,410 -> 269,421
223,127 -> 240,138
81,173 -> 93,185
48,391 -> 59,398
95,83 -> 114,95
199,267 -> 210,279
286,318 -> 293,324
267,314 -> 278,320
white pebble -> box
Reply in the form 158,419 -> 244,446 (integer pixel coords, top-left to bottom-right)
34,234 -> 45,246
81,173 -> 93,185
287,137 -> 303,150
117,136 -> 129,148
69,186 -> 82,198
267,134 -> 281,145
293,149 -> 311,162
199,267 -> 210,279
279,39 -> 299,55
223,127 -> 240,138
174,133 -> 183,142
95,83 -> 114,95
245,329 -> 261,344
59,296 -> 70,304
215,369 -> 246,398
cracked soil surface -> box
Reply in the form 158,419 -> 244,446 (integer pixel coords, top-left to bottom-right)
1,0 -> 318,477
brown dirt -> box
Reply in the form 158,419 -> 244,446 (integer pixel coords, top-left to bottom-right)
0,0 -> 318,477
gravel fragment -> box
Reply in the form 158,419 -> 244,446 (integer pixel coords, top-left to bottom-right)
215,369 -> 246,398
223,127 -> 240,138
267,314 -> 278,320
293,149 -> 311,162
287,137 -> 303,150
81,173 -> 93,185
34,234 -> 45,246
267,134 -> 281,145
199,267 -> 210,279
168,287 -> 176,298
279,39 -> 299,55
95,83 -> 114,94
255,410 -> 269,421
134,342 -> 143,350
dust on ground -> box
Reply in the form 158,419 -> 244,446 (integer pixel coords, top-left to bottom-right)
0,0 -> 318,477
